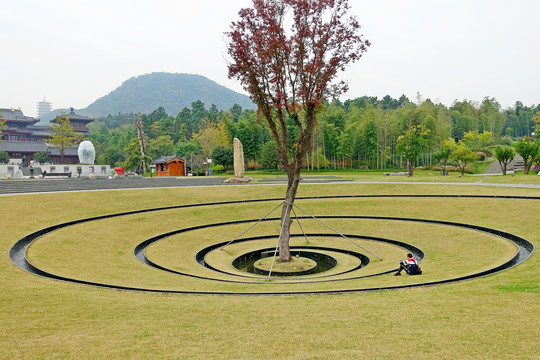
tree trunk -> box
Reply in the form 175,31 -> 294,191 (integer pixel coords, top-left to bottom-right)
317,146 -> 320,172
524,160 -> 530,175
278,168 -> 301,262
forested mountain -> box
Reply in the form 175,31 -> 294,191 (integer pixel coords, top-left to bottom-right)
80,72 -> 254,117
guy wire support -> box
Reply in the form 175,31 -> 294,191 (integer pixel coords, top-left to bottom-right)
292,202 -> 383,261
221,201 -> 285,250
292,206 -> 310,244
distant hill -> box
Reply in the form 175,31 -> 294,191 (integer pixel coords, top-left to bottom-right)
79,72 -> 254,117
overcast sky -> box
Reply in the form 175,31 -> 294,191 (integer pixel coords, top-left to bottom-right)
1,0 -> 539,118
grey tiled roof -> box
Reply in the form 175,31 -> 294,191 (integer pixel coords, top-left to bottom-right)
29,130 -> 51,136
151,155 -> 185,164
0,141 -> 47,152
0,141 -> 78,155
53,109 -> 94,123
0,108 -> 39,123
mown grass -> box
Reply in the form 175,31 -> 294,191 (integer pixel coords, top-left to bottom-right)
245,168 -> 540,185
472,160 -> 494,174
1,180 -> 539,359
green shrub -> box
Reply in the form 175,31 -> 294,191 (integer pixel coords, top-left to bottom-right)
0,150 -> 8,164
34,151 -> 51,164
433,165 -> 475,174
213,164 -> 225,173
261,140 -> 279,170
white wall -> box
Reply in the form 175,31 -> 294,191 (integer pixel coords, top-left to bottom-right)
40,165 -> 111,178
0,165 -> 24,179
0,164 -> 111,179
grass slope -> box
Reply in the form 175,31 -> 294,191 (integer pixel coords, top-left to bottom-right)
1,182 -> 538,359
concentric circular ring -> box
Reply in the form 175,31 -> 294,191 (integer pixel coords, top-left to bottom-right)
9,195 -> 535,295
136,229 -> 423,283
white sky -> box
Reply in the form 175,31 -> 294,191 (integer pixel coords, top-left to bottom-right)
1,0 -> 539,117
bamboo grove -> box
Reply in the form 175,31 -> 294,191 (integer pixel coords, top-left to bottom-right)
86,95 -> 540,174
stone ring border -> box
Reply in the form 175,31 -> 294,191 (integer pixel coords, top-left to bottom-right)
9,195 -> 536,295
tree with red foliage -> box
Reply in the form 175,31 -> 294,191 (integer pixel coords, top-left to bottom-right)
226,0 -> 369,262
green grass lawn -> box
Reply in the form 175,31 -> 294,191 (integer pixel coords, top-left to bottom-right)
472,160 -> 494,174
242,168 -> 540,186
1,180 -> 538,359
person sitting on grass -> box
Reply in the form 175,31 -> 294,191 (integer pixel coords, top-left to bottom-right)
394,253 -> 422,276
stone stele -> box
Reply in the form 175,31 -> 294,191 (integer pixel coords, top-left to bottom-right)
224,138 -> 252,183
234,137 -> 244,178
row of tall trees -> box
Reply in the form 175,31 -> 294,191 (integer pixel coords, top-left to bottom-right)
86,96 -> 540,174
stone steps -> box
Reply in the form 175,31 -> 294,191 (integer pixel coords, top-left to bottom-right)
0,177 -> 227,195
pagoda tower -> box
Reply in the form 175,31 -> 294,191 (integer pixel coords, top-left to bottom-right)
36,97 -> 52,118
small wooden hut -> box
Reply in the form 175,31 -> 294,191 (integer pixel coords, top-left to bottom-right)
151,155 -> 186,177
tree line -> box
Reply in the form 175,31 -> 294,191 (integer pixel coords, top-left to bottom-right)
85,95 -> 540,175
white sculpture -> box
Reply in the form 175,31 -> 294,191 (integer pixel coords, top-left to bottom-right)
77,141 -> 96,164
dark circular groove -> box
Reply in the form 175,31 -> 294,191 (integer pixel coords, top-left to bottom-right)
237,249 -> 338,276
203,237 -> 371,279
9,195 -> 536,295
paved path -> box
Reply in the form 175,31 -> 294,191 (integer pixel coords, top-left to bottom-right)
483,160 -> 503,175
0,175 -> 358,195
483,155 -> 525,175
0,177 -> 227,195
1,175 -> 539,196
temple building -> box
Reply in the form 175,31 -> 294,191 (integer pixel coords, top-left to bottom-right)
54,108 -> 93,138
0,107 -> 44,142
0,107 -> 94,164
